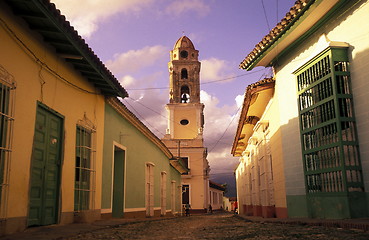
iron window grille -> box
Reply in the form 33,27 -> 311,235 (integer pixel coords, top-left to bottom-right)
74,118 -> 96,212
0,65 -> 15,220
295,47 -> 363,195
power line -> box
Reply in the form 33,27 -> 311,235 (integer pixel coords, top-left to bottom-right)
0,17 -> 99,95
261,0 -> 271,31
208,104 -> 242,154
123,99 -> 166,136
125,68 -> 265,91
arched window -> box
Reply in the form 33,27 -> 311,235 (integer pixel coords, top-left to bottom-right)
180,85 -> 190,103
181,68 -> 188,79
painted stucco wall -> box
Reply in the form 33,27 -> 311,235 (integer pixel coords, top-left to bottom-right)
235,97 -> 288,217
102,103 -> 181,214
261,99 -> 287,214
272,0 -> 369,217
167,104 -> 203,139
209,188 -> 223,210
178,147 -> 208,210
0,2 -> 105,225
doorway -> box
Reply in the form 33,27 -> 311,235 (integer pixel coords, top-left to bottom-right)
112,145 -> 125,218
28,104 -> 63,226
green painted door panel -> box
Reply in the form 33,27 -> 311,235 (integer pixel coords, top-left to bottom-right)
28,105 -> 62,226
112,149 -> 125,218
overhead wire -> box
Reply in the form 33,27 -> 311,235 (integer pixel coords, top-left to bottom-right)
261,0 -> 271,31
0,17 -> 99,95
125,68 -> 265,91
123,99 -> 166,136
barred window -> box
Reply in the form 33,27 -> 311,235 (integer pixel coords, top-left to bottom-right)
0,65 -> 15,219
294,47 -> 363,194
74,121 -> 96,211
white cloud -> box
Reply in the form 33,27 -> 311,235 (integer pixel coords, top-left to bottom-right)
235,94 -> 244,109
200,57 -> 232,83
119,75 -> 135,88
201,90 -> 240,170
51,0 -> 154,38
106,45 -> 168,75
165,0 -> 210,17
123,88 -> 168,137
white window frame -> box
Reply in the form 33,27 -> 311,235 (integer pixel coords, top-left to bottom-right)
145,162 -> 155,217
160,171 -> 167,216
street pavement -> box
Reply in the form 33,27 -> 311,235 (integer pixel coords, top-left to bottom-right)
2,212 -> 369,239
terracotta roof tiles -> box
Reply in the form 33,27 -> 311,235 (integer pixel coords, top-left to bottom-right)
239,0 -> 313,70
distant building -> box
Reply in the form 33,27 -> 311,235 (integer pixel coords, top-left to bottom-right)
233,0 -> 369,219
162,36 -> 210,213
209,181 -> 225,210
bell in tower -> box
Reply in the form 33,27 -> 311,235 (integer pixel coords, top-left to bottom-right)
164,35 -> 204,140
168,36 -> 201,104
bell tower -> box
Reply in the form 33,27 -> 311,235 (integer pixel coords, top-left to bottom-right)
166,36 -> 204,139
162,36 -> 209,212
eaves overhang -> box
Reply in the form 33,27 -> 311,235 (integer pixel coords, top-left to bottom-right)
239,0 -> 345,71
231,78 -> 275,157
170,158 -> 189,174
209,180 -> 226,192
5,0 -> 128,98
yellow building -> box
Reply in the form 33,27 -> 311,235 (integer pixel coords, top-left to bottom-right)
232,78 -> 285,218
0,0 -> 127,235
162,36 -> 210,213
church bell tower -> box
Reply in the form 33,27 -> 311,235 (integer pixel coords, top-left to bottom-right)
162,36 -> 209,212
166,36 -> 204,139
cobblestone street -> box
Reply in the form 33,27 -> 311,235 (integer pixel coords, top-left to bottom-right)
61,212 -> 369,240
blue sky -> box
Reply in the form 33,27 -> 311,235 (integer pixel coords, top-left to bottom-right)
52,0 -> 294,182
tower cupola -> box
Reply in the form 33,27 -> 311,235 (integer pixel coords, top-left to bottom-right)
168,36 -> 201,104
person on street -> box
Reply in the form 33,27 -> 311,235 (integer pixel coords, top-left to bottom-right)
233,201 -> 238,214
185,203 -> 191,216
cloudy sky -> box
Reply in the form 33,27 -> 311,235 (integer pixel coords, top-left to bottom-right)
51,0 -> 294,184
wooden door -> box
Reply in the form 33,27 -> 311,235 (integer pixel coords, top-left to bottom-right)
28,105 -> 63,226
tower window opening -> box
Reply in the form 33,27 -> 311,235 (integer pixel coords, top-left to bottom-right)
180,119 -> 189,125
181,68 -> 188,79
180,85 -> 190,103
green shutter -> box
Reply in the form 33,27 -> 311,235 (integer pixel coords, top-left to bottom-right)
294,47 -> 366,218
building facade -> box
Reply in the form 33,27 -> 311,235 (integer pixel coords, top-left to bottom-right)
101,98 -> 183,218
0,0 -> 128,235
209,181 -> 225,211
162,36 -> 210,212
233,0 -> 369,219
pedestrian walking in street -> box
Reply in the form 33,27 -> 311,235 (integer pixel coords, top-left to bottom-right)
208,204 -> 213,214
185,203 -> 191,216
233,201 -> 238,214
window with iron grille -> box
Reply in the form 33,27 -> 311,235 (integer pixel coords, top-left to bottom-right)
294,47 -> 363,194
74,123 -> 96,211
0,65 -> 15,219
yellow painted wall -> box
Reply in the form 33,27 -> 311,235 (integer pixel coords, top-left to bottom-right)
262,99 -> 287,209
180,147 -> 207,210
173,108 -> 198,139
1,5 -> 104,221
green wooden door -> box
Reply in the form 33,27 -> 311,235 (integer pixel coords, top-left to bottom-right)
28,105 -> 63,226
112,147 -> 125,218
